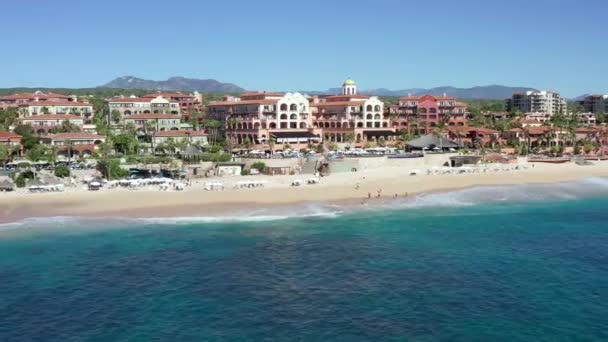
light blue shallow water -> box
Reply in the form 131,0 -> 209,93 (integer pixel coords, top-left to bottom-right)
1,181 -> 608,341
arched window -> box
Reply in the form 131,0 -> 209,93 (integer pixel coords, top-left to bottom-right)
374,114 -> 380,120
280,114 -> 287,120
280,104 -> 288,111
290,114 -> 297,120
366,114 -> 372,120
124,110 -> 131,115
357,122 -> 363,128
269,122 -> 277,129
374,105 -> 381,111
299,122 -> 306,128
366,105 -> 372,111
289,104 -> 297,111
430,108 -> 437,113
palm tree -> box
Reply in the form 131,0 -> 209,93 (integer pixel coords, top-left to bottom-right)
0,144 -> 10,168
203,119 -> 222,146
111,110 -> 122,125
344,133 -> 355,149
268,137 -> 276,154
65,139 -> 74,163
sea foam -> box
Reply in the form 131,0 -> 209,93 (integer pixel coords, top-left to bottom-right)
2,177 -> 608,231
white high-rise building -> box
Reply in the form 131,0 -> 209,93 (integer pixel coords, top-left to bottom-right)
506,91 -> 567,115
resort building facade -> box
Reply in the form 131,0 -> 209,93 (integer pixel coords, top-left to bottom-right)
123,114 -> 182,134
208,79 -> 400,148
0,91 -> 73,109
506,91 -> 567,115
577,95 -> 608,113
310,79 -> 397,144
40,132 -> 106,159
208,91 -> 320,148
19,114 -> 85,135
151,130 -> 208,148
0,131 -> 23,155
108,96 -> 182,121
142,92 -> 204,121
396,94 -> 468,135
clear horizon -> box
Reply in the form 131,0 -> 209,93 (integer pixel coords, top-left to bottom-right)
0,0 -> 606,97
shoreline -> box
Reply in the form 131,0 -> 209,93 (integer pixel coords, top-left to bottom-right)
2,162 -> 608,225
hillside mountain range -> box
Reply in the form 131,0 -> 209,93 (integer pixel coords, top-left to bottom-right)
100,76 -> 539,99
101,76 -> 245,93
302,85 -> 537,99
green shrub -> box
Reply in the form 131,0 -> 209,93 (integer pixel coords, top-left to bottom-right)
15,175 -> 26,188
97,159 -> 129,180
251,162 -> 266,171
241,169 -> 251,176
54,164 -> 71,178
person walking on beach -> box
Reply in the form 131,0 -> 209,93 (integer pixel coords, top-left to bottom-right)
368,192 -> 371,199
377,189 -> 382,198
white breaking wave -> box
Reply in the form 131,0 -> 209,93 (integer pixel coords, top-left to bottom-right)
2,177 -> 608,231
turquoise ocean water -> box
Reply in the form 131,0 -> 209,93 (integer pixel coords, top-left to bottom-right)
1,178 -> 608,341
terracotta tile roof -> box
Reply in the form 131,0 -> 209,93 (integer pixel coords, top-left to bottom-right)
399,94 -> 458,101
576,127 -> 600,134
208,99 -> 277,106
324,95 -> 369,101
311,101 -> 366,107
21,114 -> 83,121
26,101 -> 91,107
109,97 -> 153,103
45,133 -> 105,140
0,131 -> 22,140
0,92 -> 70,101
525,126 -> 552,135
448,126 -> 499,134
124,113 -> 181,120
519,119 -> 542,124
153,130 -> 207,137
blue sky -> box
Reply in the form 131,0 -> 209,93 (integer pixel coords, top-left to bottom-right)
0,0 -> 606,97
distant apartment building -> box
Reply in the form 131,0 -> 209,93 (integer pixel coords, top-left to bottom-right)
0,90 -> 72,109
396,94 -> 468,135
1,91 -> 94,131
208,91 -> 319,147
506,91 -> 566,115
310,79 -> 396,144
123,114 -> 182,133
19,114 -> 85,135
142,92 -> 204,121
151,130 -> 208,148
577,95 -> 608,113
108,95 -> 182,120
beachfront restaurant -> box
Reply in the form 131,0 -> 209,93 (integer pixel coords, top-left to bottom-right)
215,162 -> 245,177
270,131 -> 321,145
406,134 -> 461,151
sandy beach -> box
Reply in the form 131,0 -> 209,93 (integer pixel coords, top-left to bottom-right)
2,160 -> 608,225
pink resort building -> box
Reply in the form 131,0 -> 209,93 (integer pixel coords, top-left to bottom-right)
0,131 -> 23,156
208,79 -> 399,149
142,92 -> 204,122
396,94 -> 468,135
40,132 -> 106,160
208,91 -> 320,149
310,79 -> 397,145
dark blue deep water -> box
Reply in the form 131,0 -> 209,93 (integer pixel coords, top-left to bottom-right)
1,192 -> 608,341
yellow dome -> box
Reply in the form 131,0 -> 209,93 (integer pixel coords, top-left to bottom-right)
343,79 -> 356,86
